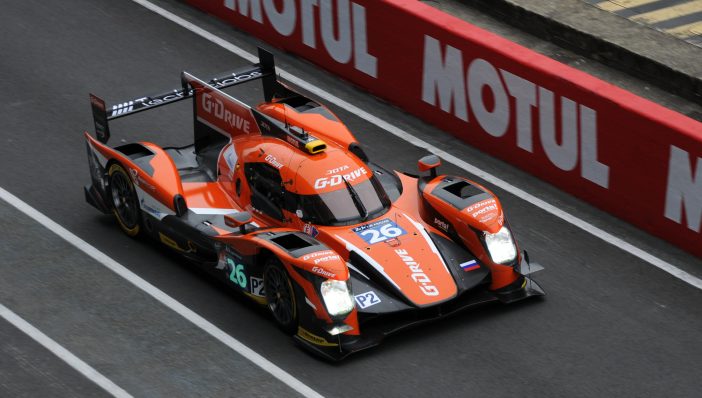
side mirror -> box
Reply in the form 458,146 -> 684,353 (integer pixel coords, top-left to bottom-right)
418,155 -> 441,178
224,211 -> 253,234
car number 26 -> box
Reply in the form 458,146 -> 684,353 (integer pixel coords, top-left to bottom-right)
353,219 -> 406,244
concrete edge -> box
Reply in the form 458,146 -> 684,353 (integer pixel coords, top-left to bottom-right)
457,0 -> 702,106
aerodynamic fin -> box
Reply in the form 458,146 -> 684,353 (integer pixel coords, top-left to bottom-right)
87,47 -> 276,144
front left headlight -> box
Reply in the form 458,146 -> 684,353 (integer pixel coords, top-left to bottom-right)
484,226 -> 517,264
320,279 -> 354,317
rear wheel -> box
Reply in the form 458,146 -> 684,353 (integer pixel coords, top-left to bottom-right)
108,163 -> 141,237
264,257 -> 298,334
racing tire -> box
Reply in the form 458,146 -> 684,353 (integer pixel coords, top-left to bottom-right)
108,163 -> 142,237
263,257 -> 298,334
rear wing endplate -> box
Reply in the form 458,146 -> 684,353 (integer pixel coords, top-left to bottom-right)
89,47 -> 283,144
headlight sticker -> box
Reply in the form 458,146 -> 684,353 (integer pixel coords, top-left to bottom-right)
352,218 -> 406,244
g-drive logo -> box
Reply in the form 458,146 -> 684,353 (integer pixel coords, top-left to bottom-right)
201,92 -> 252,133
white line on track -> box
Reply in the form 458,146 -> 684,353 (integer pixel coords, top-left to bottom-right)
0,187 -> 324,398
0,303 -> 133,398
132,0 -> 702,290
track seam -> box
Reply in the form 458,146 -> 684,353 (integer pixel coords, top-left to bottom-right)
0,303 -> 133,398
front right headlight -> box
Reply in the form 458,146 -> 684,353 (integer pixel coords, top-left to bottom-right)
320,279 -> 354,317
484,226 -> 517,264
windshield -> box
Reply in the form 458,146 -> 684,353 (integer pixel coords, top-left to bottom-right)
297,176 -> 391,226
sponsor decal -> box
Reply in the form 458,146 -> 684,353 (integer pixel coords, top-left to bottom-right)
286,135 -> 300,148
208,71 -> 262,89
313,166 -> 367,189
394,249 -> 439,296
465,198 -> 496,213
664,145 -> 702,232
311,266 -> 336,278
326,165 -> 350,175
313,255 -> 340,265
297,327 -> 337,347
141,199 -> 166,219
434,217 -> 449,232
223,0 -> 377,77
129,168 -> 139,185
264,153 -> 284,169
385,237 -> 401,247
111,101 -> 134,116
202,92 -> 252,133
129,168 -> 155,192
226,257 -> 247,288
421,35 -> 610,188
112,72 -> 263,117
223,145 -> 237,172
459,260 -> 480,272
354,291 -> 381,309
465,199 -> 498,222
250,276 -> 265,297
352,218 -> 406,244
302,250 -> 335,261
303,223 -> 319,238
158,233 -> 196,254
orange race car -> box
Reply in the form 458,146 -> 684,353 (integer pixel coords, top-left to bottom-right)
84,48 -> 544,360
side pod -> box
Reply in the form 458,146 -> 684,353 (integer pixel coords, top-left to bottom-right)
84,132 -> 186,215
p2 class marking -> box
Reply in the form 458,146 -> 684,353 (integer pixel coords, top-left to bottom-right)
128,0 -> 702,291
354,291 -> 381,309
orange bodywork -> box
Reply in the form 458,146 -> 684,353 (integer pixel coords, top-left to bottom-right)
85,133 -> 184,212
85,68 -> 525,343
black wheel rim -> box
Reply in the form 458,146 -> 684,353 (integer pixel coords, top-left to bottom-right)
265,266 -> 294,326
111,171 -> 139,228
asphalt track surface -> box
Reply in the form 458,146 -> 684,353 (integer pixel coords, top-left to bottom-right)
1,0 -> 702,397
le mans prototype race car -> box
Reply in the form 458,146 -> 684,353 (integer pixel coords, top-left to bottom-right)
84,48 -> 544,360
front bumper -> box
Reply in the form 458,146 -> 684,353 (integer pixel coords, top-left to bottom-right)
294,275 -> 545,361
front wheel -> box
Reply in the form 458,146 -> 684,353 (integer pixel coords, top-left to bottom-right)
108,163 -> 142,237
264,257 -> 298,334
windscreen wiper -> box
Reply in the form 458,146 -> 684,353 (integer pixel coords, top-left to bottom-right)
343,178 -> 368,220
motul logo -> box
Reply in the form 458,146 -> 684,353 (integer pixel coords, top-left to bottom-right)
223,0 -> 377,77
421,35 -> 610,188
664,145 -> 702,232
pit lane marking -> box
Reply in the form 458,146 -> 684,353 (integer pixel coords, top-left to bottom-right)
0,303 -> 133,398
0,187 -> 324,398
129,0 -> 702,290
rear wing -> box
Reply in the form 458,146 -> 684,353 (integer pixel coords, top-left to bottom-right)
89,47 -> 290,144
182,71 -> 327,154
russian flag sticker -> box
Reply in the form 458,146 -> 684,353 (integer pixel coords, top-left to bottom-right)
459,260 -> 480,272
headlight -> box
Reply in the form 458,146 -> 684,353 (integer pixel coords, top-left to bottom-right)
484,226 -> 517,264
320,279 -> 354,317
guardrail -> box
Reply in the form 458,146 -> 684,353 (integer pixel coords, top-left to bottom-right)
186,0 -> 702,257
